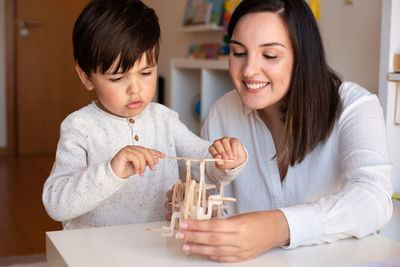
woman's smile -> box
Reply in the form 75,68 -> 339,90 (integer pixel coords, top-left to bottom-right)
244,81 -> 271,93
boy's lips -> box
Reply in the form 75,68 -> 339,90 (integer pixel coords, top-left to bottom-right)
126,101 -> 143,109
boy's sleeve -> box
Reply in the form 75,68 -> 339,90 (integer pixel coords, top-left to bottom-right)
42,122 -> 127,222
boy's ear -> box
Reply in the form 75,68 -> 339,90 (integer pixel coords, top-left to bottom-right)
75,64 -> 94,91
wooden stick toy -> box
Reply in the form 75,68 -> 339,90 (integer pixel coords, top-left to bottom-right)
147,156 -> 236,236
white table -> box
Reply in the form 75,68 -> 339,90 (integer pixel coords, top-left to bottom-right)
379,199 -> 400,242
46,221 -> 400,267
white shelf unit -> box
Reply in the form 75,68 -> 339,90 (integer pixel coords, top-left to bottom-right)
181,24 -> 224,33
170,58 -> 233,134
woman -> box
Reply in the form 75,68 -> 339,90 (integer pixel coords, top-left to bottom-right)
170,0 -> 393,262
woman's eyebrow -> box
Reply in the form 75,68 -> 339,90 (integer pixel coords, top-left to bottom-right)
230,39 -> 285,48
230,39 -> 245,47
260,42 -> 286,48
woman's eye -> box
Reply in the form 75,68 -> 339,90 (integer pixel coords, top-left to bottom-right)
263,54 -> 278,59
232,52 -> 246,57
109,77 -> 123,82
142,71 -> 152,76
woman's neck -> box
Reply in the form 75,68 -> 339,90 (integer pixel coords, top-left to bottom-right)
258,106 -> 289,181
257,106 -> 284,144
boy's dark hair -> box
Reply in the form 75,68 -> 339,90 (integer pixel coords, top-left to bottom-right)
228,0 -> 342,166
73,0 -> 160,75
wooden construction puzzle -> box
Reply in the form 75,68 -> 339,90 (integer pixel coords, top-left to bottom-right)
147,156 -> 236,237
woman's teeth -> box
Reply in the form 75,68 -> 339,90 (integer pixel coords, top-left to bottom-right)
245,82 -> 269,89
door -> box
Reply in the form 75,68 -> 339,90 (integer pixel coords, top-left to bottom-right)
16,0 -> 93,154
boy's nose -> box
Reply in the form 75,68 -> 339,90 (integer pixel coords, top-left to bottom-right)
126,80 -> 140,95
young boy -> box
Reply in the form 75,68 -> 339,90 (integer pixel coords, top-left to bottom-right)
42,0 -> 247,229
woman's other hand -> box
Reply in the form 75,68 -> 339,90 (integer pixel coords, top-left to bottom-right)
175,210 -> 290,262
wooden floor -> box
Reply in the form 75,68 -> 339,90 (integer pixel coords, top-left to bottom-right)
0,155 -> 62,257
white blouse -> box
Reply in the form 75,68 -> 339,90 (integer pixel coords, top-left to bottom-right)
202,82 -> 393,248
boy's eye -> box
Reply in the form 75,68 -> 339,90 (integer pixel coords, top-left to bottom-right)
109,77 -> 123,82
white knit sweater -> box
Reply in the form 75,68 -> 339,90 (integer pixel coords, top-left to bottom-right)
43,102 -> 244,229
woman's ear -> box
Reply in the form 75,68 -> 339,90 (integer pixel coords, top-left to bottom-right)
75,65 -> 94,91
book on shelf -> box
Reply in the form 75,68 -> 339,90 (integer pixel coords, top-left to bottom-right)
193,2 -> 213,24
209,0 -> 225,25
388,72 -> 400,81
183,0 -> 201,26
182,0 -> 225,26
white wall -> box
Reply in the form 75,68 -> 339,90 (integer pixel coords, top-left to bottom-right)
0,0 -> 7,148
379,0 -> 400,192
319,0 -> 381,94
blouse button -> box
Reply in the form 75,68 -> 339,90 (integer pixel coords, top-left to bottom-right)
134,135 -> 139,142
129,118 -> 135,124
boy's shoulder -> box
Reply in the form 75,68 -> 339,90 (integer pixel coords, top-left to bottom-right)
61,102 -> 98,129
145,102 -> 178,118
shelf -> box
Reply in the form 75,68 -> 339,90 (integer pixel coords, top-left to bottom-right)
170,58 -> 233,134
388,72 -> 400,81
172,58 -> 228,70
388,73 -> 400,125
181,24 -> 224,33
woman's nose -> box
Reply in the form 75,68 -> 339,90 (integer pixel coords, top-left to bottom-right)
242,55 -> 259,78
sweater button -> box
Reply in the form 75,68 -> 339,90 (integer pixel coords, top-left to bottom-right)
129,118 -> 135,124
134,135 -> 139,141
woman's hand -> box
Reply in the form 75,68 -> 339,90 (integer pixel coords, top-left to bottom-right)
175,210 -> 290,262
110,145 -> 165,178
209,137 -> 247,169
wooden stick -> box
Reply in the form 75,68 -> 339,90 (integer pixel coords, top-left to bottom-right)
209,197 -> 237,203
146,228 -> 171,233
154,156 -> 235,162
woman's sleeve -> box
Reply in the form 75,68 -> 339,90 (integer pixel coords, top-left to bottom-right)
42,122 -> 127,222
280,94 -> 393,248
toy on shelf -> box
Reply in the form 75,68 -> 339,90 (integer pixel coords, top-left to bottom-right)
147,156 -> 236,237
222,0 -> 241,31
308,0 -> 320,22
187,43 -> 221,59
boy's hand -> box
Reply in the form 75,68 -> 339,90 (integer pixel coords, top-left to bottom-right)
209,137 -> 246,169
110,146 -> 165,179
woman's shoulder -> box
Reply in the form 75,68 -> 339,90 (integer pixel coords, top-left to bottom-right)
339,81 -> 378,110
215,89 -> 242,105
337,81 -> 383,126
209,90 -> 244,116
